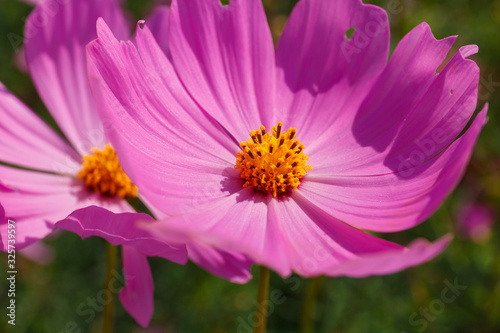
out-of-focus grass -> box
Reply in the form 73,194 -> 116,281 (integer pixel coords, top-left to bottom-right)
0,0 -> 499,332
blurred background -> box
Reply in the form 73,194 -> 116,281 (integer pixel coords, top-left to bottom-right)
0,0 -> 499,332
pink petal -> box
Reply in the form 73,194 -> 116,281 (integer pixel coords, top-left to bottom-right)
18,241 -> 55,265
119,246 -> 154,328
87,19 -> 242,216
25,0 -> 129,155
0,204 -> 4,249
0,167 -> 92,250
300,105 -> 488,232
327,235 -> 452,277
145,200 -> 253,283
377,44 -> 479,173
310,24 -> 479,176
275,0 -> 389,143
14,48 -> 28,73
56,206 -> 188,264
273,193 -> 450,277
0,165 -> 138,250
18,0 -> 42,4
168,0 -> 276,136
187,242 -> 253,284
267,192 -> 402,277
0,215 -> 53,252
145,5 -> 171,57
0,83 -> 80,174
139,188 -> 294,275
350,23 -> 457,156
19,0 -> 126,7
141,189 -> 450,278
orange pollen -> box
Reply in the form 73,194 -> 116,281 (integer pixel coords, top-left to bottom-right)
234,122 -> 312,197
78,144 -> 138,198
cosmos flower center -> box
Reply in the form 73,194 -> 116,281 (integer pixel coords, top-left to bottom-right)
234,122 -> 312,197
78,144 -> 138,198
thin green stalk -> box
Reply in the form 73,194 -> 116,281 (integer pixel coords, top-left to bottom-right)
102,243 -> 118,333
253,266 -> 270,333
301,275 -> 326,333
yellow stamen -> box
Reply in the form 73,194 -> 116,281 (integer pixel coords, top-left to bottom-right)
234,122 -> 312,197
78,144 -> 138,198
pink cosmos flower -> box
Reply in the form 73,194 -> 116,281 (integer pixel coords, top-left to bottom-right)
0,0 -> 251,327
0,0 -> 188,326
4,0 -> 252,286
85,0 -> 487,278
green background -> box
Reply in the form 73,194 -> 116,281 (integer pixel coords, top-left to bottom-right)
0,0 -> 499,332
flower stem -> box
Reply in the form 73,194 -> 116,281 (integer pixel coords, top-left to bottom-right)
102,243 -> 118,333
253,266 -> 270,333
301,275 -> 326,333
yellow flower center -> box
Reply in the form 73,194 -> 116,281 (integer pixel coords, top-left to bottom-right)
78,144 -> 138,198
234,122 -> 312,197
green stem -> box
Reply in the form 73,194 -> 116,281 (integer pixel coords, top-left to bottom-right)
102,243 -> 118,333
301,276 -> 326,333
253,266 -> 270,333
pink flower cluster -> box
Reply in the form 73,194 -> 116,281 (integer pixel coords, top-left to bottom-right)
0,0 -> 487,327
